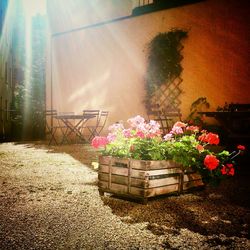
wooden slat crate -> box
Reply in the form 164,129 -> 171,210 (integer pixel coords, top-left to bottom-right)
98,156 -> 204,203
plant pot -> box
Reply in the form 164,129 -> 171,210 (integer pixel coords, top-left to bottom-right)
98,155 -> 204,204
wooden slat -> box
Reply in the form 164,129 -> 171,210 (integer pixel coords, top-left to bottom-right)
145,184 -> 179,197
183,173 -> 202,182
98,157 -> 203,202
130,159 -> 182,170
131,168 -> 182,179
99,173 -> 179,188
99,155 -> 112,165
147,177 -> 179,188
98,181 -> 146,197
100,165 -> 182,178
99,165 -> 129,176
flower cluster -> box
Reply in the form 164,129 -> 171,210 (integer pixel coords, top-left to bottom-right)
92,115 -> 245,185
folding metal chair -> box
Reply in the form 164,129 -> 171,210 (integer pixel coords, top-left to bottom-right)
148,108 -> 182,135
81,110 -> 100,141
83,110 -> 109,141
57,112 -> 75,144
45,109 -> 58,145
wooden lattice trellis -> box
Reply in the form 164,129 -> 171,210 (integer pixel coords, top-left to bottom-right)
145,30 -> 187,119
150,76 -> 183,112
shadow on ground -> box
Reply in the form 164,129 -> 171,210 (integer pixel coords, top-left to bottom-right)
34,141 -> 250,239
102,175 -> 250,238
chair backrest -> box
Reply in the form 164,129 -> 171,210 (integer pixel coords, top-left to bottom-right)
82,109 -> 100,116
148,109 -> 182,135
58,111 -> 74,115
45,109 -> 57,130
82,109 -> 100,125
96,110 -> 109,134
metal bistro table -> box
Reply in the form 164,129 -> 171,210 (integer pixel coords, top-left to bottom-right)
199,111 -> 250,138
55,114 -> 96,144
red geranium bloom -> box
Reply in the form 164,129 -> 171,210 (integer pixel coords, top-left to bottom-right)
237,145 -> 246,151
226,163 -> 233,168
91,136 -> 108,148
228,168 -> 235,176
221,165 -> 227,175
204,155 -> 220,170
221,163 -> 235,176
198,132 -> 220,145
196,144 -> 204,152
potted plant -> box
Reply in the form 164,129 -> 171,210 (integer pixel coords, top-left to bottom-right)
92,115 -> 245,203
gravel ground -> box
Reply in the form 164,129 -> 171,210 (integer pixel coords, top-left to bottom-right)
0,142 -> 249,250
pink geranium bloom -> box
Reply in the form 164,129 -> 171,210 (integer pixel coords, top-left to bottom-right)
107,133 -> 116,142
173,121 -> 187,128
91,136 -> 109,148
163,133 -> 173,141
108,123 -> 124,132
186,126 -> 199,133
127,115 -> 145,128
136,131 -> 145,138
123,128 -> 132,138
171,126 -> 183,134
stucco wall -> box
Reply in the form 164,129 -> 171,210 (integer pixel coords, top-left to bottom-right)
47,0 -> 250,133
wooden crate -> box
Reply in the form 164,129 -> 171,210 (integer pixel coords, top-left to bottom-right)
98,156 -> 204,203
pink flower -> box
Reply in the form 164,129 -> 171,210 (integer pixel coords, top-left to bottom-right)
107,133 -> 116,142
136,131 -> 145,138
91,136 -> 109,148
186,126 -> 199,133
173,121 -> 187,128
108,123 -> 124,132
163,133 -> 173,141
171,126 -> 184,134
204,155 -> 219,170
123,129 -> 132,138
127,115 -> 145,128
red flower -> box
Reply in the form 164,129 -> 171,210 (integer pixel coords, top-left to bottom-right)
221,165 -> 227,175
228,168 -> 235,176
91,136 -> 108,148
198,132 -> 220,145
226,163 -> 233,168
237,145 -> 246,151
196,144 -> 204,152
204,155 -> 220,170
220,164 -> 235,176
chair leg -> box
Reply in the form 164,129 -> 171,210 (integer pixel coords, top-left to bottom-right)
48,128 -> 58,145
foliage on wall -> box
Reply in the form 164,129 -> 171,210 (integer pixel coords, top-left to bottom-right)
145,29 -> 188,112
